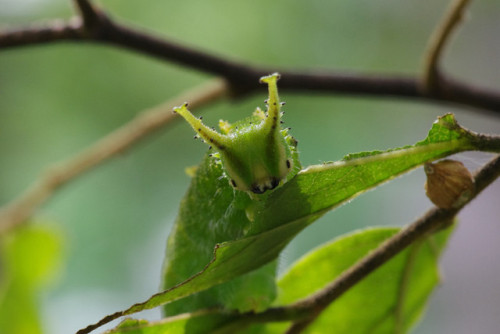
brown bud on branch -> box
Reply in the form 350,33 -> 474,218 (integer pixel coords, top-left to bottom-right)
424,159 -> 475,209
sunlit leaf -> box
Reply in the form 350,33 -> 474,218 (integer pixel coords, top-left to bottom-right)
272,226 -> 452,333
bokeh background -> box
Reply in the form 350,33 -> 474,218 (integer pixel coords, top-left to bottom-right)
1,0 -> 500,333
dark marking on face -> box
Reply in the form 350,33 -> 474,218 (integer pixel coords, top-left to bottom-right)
270,177 -> 279,189
286,159 -> 291,169
250,177 -> 280,194
251,185 -> 264,194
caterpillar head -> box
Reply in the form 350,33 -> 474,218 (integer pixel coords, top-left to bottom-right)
174,73 -> 296,194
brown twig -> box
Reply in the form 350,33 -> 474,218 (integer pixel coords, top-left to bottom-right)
1,1 -> 499,112
0,78 -> 228,235
0,19 -> 84,45
73,0 -> 101,28
422,0 -> 472,94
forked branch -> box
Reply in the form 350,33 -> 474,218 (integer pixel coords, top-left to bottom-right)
1,0 -> 499,111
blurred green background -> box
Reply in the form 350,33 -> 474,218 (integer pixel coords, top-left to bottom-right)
1,0 -> 499,333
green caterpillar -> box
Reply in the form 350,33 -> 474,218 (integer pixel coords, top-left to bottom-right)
163,73 -> 301,315
173,73 -> 298,194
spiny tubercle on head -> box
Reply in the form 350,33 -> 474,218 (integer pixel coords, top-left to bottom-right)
173,73 -> 283,147
258,72 -> 282,132
173,103 -> 228,151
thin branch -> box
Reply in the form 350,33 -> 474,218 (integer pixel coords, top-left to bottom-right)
285,318 -> 315,334
73,0 -> 101,28
1,2 -> 500,112
0,19 -> 84,46
0,78 -> 229,235
422,0 -> 472,94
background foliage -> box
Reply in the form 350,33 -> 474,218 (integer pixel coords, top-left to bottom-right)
1,0 -> 499,333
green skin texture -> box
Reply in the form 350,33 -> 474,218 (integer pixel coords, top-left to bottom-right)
163,74 -> 301,315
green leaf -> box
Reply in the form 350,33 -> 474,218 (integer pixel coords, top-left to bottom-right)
124,217 -> 308,315
0,225 -> 63,334
271,226 -> 453,333
88,114 -> 483,330
106,310 -> 235,334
